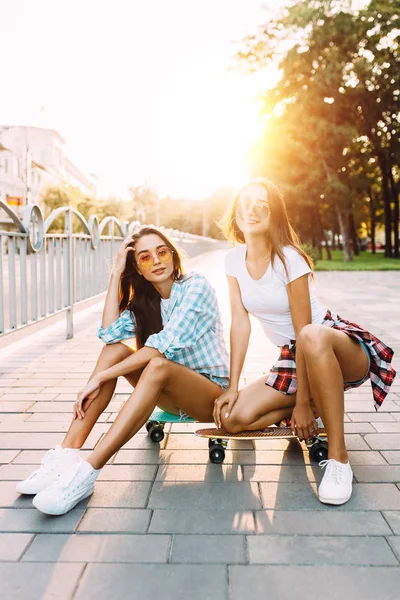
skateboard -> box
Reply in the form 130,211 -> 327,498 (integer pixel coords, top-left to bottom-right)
195,426 -> 328,464
145,408 -> 197,443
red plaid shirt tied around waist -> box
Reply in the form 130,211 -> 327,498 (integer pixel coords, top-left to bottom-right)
266,310 -> 396,410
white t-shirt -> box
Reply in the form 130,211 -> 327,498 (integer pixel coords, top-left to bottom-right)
225,245 -> 327,347
160,298 -> 171,324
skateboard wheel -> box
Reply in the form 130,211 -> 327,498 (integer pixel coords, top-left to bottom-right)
312,443 -> 328,463
149,425 -> 165,443
145,421 -> 154,433
209,444 -> 225,464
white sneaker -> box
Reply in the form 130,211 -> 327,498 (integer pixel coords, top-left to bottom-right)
318,459 -> 353,505
16,446 -> 80,495
32,458 -> 100,515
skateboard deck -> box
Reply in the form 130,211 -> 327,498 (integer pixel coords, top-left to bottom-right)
195,426 -> 328,464
148,408 -> 197,424
195,426 -> 327,441
146,408 -> 197,442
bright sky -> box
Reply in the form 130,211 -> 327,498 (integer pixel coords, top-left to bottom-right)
0,0 -> 287,198
2,0 -> 368,200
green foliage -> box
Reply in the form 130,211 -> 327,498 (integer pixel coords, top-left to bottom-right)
238,0 -> 400,260
315,249 -> 400,270
42,186 -> 131,233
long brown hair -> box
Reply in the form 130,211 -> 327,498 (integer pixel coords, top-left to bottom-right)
119,226 -> 184,348
220,177 -> 313,276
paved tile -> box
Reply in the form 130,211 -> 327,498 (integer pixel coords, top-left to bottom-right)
171,534 -> 245,564
382,511 -> 400,534
353,466 -> 400,482
0,562 -> 85,600
229,566 -> 400,600
156,464 -> 243,482
372,422 -> 400,433
344,423 -> 376,433
0,482 -> 37,508
0,464 -> 41,480
387,537 -> 400,562
74,564 -> 227,600
349,412 -> 396,422
0,449 -> 19,463
365,434 -> 400,450
0,533 -> 34,560
78,508 -> 151,533
87,481 -> 151,508
23,533 -> 170,563
148,482 -> 261,510
0,429 -> 104,450
243,465 -> 322,482
381,451 -> 400,464
98,465 -> 157,481
344,434 -> 370,450
0,507 -> 86,533
259,482 -> 400,510
255,510 -> 391,535
247,535 -> 397,565
149,509 -> 256,534
0,421 -> 72,432
346,401 -> 400,412
0,401 -> 34,412
26,412 -> 110,422
0,413 -> 29,423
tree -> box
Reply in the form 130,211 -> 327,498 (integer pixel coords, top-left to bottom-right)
237,0 -> 400,259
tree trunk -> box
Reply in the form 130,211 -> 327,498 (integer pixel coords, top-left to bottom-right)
378,155 -> 393,258
336,202 -> 352,262
368,188 -> 376,255
316,207 -> 332,260
331,231 -> 337,251
390,168 -> 399,259
348,210 -> 360,256
318,153 -> 351,262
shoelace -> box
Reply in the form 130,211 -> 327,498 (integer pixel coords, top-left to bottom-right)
48,459 -> 83,490
319,459 -> 344,484
28,448 -> 58,479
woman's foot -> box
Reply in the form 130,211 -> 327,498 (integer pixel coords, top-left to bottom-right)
16,446 -> 80,495
32,458 -> 100,515
318,459 -> 353,505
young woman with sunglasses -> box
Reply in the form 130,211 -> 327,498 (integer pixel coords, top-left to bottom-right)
17,227 -> 229,515
213,178 -> 396,506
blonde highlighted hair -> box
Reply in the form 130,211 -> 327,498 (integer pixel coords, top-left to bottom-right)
219,177 -> 313,276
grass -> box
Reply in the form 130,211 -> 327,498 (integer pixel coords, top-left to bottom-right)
314,249 -> 400,271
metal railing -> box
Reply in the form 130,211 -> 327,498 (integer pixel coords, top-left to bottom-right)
0,201 -> 221,340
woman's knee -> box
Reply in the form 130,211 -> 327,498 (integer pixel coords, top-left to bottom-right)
221,416 -> 244,434
298,324 -> 331,356
221,407 -> 252,434
143,356 -> 171,381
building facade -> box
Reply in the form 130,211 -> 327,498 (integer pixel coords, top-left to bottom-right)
0,126 -> 96,211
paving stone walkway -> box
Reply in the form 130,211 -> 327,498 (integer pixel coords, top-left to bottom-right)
1,250 -> 400,599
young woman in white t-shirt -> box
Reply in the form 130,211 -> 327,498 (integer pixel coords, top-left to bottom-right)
213,178 -> 396,506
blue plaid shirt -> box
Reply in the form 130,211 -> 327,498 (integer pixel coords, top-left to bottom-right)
97,272 -> 229,389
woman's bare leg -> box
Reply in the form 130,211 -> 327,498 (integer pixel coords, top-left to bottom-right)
86,357 -> 224,469
298,324 -> 369,463
62,343 -> 136,448
220,376 -> 296,434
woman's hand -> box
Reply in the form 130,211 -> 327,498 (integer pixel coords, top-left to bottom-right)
291,402 -> 318,441
213,388 -> 239,429
73,375 -> 103,420
113,238 -> 135,277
